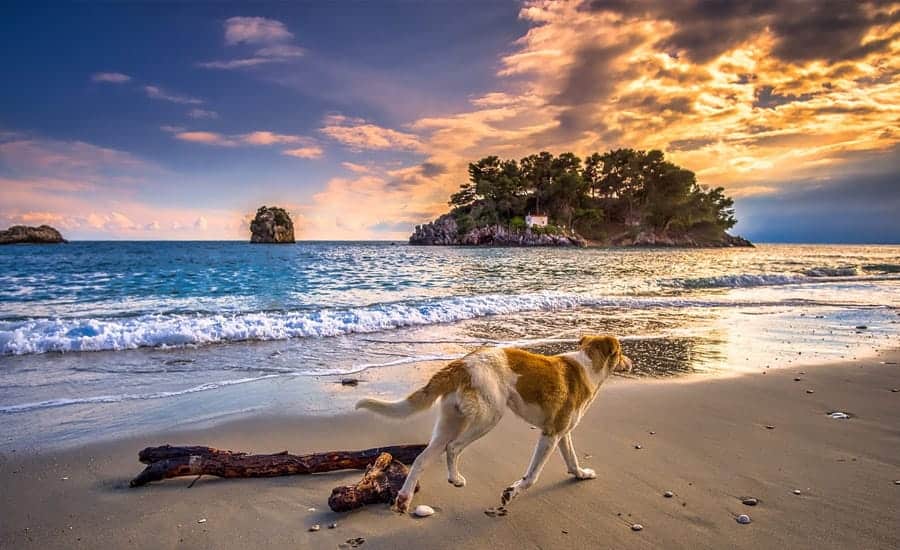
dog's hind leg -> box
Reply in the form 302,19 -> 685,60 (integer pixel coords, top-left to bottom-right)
393,396 -> 464,513
501,433 -> 561,506
558,432 -> 596,480
445,403 -> 502,488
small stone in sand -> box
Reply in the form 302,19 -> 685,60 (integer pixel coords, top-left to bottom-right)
742,497 -> 759,506
894,480 -> 900,485
413,505 -> 435,517
197,519 -> 207,524
346,537 -> 366,547
307,507 -> 316,512
341,378 -> 359,386
329,523 -> 338,529
631,523 -> 643,531
562,529 -> 569,534
765,425 -> 775,429
793,377 -> 802,382
828,411 -> 850,419
308,524 -> 320,532
649,431 -> 656,435
855,325 -> 867,330
61,476 -> 69,480
806,389 -> 815,394
663,491 -> 674,498
736,514 -> 751,525
634,444 -> 642,449
793,489 -> 802,495
891,388 -> 899,393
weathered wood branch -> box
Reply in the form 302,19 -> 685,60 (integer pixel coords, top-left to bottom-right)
328,452 -> 416,512
130,444 -> 426,487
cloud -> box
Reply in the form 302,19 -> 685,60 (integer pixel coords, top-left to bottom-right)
240,131 -> 306,145
194,216 -> 208,230
200,17 -> 304,70
224,16 -> 293,45
341,162 -> 372,173
91,72 -> 131,83
188,108 -> 219,119
0,135 -> 153,179
144,85 -> 203,105
168,128 -> 321,157
282,146 -> 323,159
174,131 -> 237,146
320,114 -> 423,151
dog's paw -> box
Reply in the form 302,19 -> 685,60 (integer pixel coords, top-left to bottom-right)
501,479 -> 527,506
392,492 -> 412,514
448,474 -> 467,488
574,467 -> 596,480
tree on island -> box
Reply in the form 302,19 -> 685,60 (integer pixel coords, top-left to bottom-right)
445,149 -> 736,242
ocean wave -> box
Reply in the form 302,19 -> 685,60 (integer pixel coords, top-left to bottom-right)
0,287 -> 891,356
663,267 -> 896,289
0,374 -> 283,414
803,266 -> 858,277
863,263 -> 900,274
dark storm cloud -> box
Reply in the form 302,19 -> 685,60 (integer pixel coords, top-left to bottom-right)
419,162 -> 447,178
753,86 -> 817,109
735,171 -> 900,243
668,137 -> 717,151
587,0 -> 896,64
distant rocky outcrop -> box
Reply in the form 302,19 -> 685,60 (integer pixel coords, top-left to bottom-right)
609,228 -> 754,248
249,206 -> 295,243
0,225 -> 66,245
410,214 -> 585,247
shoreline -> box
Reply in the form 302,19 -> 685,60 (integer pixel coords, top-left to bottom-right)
2,350 -> 898,549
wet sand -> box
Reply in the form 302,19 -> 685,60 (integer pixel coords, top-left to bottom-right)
2,351 -> 899,549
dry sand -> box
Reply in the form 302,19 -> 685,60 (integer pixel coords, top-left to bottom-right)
2,351 -> 899,549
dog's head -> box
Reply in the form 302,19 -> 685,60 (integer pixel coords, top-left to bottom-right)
579,334 -> 633,373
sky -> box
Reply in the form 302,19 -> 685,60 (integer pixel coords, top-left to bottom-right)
1,1 -> 898,242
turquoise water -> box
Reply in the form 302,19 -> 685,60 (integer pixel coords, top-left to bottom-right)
1,242 -> 898,448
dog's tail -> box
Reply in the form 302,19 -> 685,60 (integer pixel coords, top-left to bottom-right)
355,360 -> 469,418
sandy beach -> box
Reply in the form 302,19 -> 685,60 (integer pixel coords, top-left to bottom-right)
2,350 -> 898,550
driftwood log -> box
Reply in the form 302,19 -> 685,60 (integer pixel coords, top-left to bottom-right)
129,444 -> 426,487
328,452 -> 416,512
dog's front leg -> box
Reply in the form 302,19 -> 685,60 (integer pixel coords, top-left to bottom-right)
559,432 -> 595,479
501,433 -> 560,506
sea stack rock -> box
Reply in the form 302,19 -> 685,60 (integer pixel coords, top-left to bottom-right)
249,206 -> 295,243
0,225 -> 66,244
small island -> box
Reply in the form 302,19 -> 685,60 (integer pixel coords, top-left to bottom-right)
250,206 -> 295,243
410,149 -> 751,247
0,225 -> 66,245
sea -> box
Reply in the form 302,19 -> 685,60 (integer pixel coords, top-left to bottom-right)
1,242 -> 898,449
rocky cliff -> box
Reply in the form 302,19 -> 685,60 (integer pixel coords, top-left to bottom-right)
0,225 -> 66,245
608,228 -> 754,248
409,214 -> 586,247
249,206 -> 295,243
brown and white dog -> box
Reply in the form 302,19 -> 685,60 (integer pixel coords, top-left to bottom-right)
356,334 -> 633,512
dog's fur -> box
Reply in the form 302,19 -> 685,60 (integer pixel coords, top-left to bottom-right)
356,334 -> 632,512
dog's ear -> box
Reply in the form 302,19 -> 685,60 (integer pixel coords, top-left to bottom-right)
578,335 -> 589,347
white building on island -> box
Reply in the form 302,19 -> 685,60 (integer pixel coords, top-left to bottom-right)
525,213 -> 548,228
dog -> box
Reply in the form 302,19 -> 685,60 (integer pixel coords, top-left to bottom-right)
355,334 -> 633,512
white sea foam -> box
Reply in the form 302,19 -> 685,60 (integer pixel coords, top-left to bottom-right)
0,374 -> 283,414
0,285 -> 891,356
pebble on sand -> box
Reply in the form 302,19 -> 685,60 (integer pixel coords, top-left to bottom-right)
765,425 -> 775,429
413,505 -> 435,517
308,524 -> 321,532
663,491 -> 674,498
329,522 -> 338,529
793,489 -> 802,495
742,497 -> 759,506
894,480 -> 900,485
634,444 -> 642,449
828,411 -> 850,419
631,523 -> 643,531
736,514 -> 752,525
197,519 -> 207,524
341,378 -> 359,386
806,389 -> 815,394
